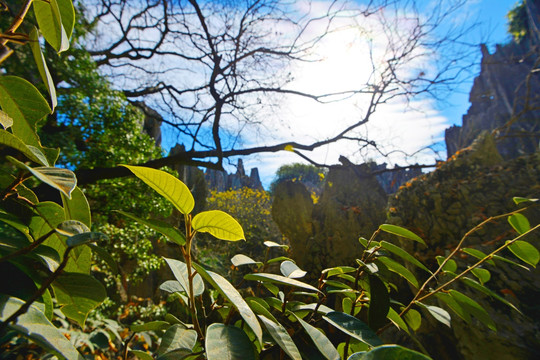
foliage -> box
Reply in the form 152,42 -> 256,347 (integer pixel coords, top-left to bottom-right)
271,163 -> 327,202
203,188 -> 283,271
507,1 -> 529,42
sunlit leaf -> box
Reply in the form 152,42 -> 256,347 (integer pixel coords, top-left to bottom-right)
417,303 -> 451,327
323,312 -> 382,347
379,241 -> 431,273
377,257 -> 419,288
0,296 -> 84,360
471,267 -> 491,284
294,314 -> 340,360
460,277 -> 521,314
322,266 -> 356,277
192,210 -> 244,241
263,241 -> 289,250
61,187 -> 91,228
507,240 -> 539,268
193,263 -> 262,344
258,315 -> 301,360
386,308 -> 409,334
121,165 -> 194,214
513,197 -> 538,204
379,224 -> 426,245
508,213 -> 530,235
163,258 -> 204,296
462,248 -> 495,266
0,130 -> 47,165
403,309 -> 421,331
347,345 -> 432,360
436,256 -> 457,273
280,260 -> 307,278
29,27 -> 57,109
33,0 -> 69,52
157,325 -> 197,355
245,273 -> 320,292
0,109 -> 13,129
56,0 -> 75,40
231,254 -> 262,267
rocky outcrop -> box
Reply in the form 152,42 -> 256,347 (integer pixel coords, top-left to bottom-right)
205,159 -> 263,191
444,39 -> 540,159
272,164 -> 387,277
387,132 -> 540,359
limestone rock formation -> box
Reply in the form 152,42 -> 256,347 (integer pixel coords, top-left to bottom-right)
205,159 -> 263,191
445,36 -> 540,159
272,164 -> 387,277
387,132 -> 540,359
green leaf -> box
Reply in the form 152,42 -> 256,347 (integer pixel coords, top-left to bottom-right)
129,350 -> 154,360
294,314 -> 340,360
33,0 -> 69,52
462,248 -> 495,266
471,267 -> 491,284
157,349 -> 193,360
292,303 -> 334,315
62,187 -> 91,228
88,244 -> 118,274
280,260 -> 307,278
267,256 -> 294,264
379,224 -> 426,245
193,263 -> 263,345
231,254 -> 262,267
66,232 -> 108,248
8,157 -> 76,198
56,220 -> 90,236
322,266 -> 356,277
0,129 -> 47,165
0,109 -> 13,129
163,258 -> 204,296
323,312 -> 382,347
508,213 -> 530,235
117,210 -> 185,246
121,165 -> 194,215
368,275 -> 390,330
258,315 -> 301,360
436,256 -> 457,273
379,241 -> 431,273
385,307 -> 409,334
403,309 -> 421,331
0,76 -> 50,148
417,303 -> 451,327
263,241 -> 289,250
0,296 -> 84,360
130,321 -> 171,333
347,345 -> 432,360
52,273 -> 107,327
434,292 -> 470,323
513,197 -> 538,204
56,0 -> 75,40
247,298 -> 279,323
449,290 -> 496,331
192,210 -> 245,241
460,277 -> 521,314
507,240 -> 539,268
244,273 -> 320,293
29,27 -> 57,110
159,280 -> 185,294
376,257 -> 419,288
492,254 -> 530,270
206,323 -> 256,360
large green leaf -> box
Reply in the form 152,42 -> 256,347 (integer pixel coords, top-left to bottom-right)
368,275 -> 389,330
449,290 -> 496,331
376,257 -> 418,288
62,187 -> 91,228
460,277 -> 521,313
294,314 -> 340,360
29,27 -> 57,110
323,312 -> 382,347
231,254 -> 262,267
508,213 -> 530,235
246,298 -> 279,323
33,0 -> 69,52
0,129 -> 47,165
379,241 -> 431,273
193,263 -> 263,344
379,224 -> 426,245
163,258 -> 204,296
258,315 -> 301,360
507,240 -> 539,268
0,296 -> 84,360
206,324 -> 256,360
8,157 -> 76,198
244,273 -> 320,293
56,0 -> 76,39
347,345 -> 432,360
158,325 -> 197,355
0,76 -> 50,148
117,210 -> 185,246
121,165 -> 194,214
192,210 -> 245,241
52,273 -> 107,327
280,260 -> 307,278
417,303 -> 451,327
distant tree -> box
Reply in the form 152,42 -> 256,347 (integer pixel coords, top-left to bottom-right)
270,163 -> 326,198
507,0 -> 529,42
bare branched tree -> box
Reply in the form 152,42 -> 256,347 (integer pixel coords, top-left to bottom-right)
74,0 -> 478,183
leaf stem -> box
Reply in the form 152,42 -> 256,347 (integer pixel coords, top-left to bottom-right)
184,214 -> 204,339
0,229 -> 56,263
